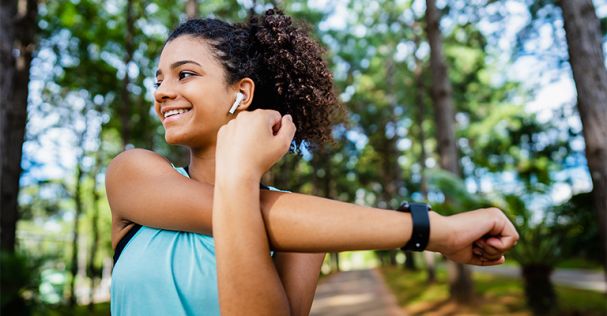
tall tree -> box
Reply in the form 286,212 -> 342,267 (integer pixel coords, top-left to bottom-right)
120,0 -> 135,150
87,156 -> 103,311
412,32 -> 435,282
69,163 -> 85,308
425,0 -> 475,303
558,0 -> 607,276
186,0 -> 199,19
0,0 -> 37,253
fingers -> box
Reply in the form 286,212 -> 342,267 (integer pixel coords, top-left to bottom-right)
475,238 -> 501,255
254,110 -> 295,152
469,255 -> 505,266
277,115 -> 296,140
476,208 -> 519,254
262,110 -> 283,133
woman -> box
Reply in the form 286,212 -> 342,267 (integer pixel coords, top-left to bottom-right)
107,9 -> 518,316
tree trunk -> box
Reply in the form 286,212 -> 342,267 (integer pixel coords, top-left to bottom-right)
424,251 -> 436,284
0,0 -> 37,253
414,36 -> 428,201
87,161 -> 102,311
330,252 -> 340,272
521,265 -> 557,315
186,0 -> 198,19
559,0 -> 607,278
425,0 -> 475,303
414,36 -> 435,282
385,59 -> 402,205
69,165 -> 85,307
120,0 -> 135,150
403,251 -> 416,270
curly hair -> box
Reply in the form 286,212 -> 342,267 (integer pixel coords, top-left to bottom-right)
166,8 -> 345,151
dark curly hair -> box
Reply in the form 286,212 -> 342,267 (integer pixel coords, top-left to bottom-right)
166,8 -> 345,151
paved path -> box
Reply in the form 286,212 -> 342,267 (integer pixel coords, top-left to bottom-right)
471,265 -> 606,292
310,269 -> 407,316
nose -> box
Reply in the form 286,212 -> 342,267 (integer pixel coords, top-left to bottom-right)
154,80 -> 177,102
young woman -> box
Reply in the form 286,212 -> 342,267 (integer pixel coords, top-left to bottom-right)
107,9 -> 518,316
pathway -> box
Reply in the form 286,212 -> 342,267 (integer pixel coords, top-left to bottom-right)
310,269 -> 407,316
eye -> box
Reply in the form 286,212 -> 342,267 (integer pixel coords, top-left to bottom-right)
154,81 -> 162,88
179,72 -> 195,80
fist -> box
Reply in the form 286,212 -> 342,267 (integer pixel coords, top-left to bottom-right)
215,110 -> 296,180
428,208 -> 519,266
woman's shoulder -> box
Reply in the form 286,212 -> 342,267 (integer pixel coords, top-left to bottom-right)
107,149 -> 173,178
109,148 -> 170,167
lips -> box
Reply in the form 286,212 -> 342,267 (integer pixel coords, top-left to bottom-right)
164,108 -> 190,118
162,108 -> 192,124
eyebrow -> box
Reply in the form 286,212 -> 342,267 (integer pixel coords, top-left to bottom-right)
155,60 -> 202,77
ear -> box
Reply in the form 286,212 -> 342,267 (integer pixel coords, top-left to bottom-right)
232,78 -> 255,112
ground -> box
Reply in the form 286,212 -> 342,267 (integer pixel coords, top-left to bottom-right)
379,266 -> 607,316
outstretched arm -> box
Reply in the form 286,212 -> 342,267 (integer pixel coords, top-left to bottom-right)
107,125 -> 518,265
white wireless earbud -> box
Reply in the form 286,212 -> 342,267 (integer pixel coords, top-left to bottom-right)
229,92 -> 244,114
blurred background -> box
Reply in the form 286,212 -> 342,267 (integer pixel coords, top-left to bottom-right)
1,0 -> 606,315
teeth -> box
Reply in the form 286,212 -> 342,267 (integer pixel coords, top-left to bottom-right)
164,109 -> 190,118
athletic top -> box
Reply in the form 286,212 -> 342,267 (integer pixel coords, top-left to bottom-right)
110,166 -> 278,316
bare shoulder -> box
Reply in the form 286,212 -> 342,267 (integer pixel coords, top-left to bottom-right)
107,149 -> 180,249
107,148 -> 172,178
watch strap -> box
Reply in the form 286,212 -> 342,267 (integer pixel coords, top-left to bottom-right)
398,202 -> 431,252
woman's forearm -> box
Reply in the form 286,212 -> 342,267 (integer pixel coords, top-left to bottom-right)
259,190 -> 415,253
214,175 -> 290,315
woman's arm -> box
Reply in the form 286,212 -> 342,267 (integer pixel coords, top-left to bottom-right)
212,111 -> 299,315
107,148 -> 516,264
214,170 -> 290,315
272,252 -> 325,315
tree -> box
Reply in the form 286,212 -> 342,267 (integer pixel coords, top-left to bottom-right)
120,0 -> 135,150
425,0 -> 475,303
412,30 -> 434,281
0,0 -> 38,253
505,194 -> 559,315
558,0 -> 607,276
186,0 -> 199,19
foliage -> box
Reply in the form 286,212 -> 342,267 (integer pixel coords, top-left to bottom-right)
551,192 -> 602,264
506,192 -> 601,268
10,0 -> 605,308
503,192 -> 601,315
1,251 -> 47,315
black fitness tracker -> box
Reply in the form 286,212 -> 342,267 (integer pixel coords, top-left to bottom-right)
397,202 -> 431,252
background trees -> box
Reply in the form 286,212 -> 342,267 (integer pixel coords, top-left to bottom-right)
1,0 -> 605,315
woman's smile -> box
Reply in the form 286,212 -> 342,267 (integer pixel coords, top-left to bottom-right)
161,107 -> 192,124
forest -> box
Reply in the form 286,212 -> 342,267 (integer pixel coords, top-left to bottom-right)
1,0 -> 606,315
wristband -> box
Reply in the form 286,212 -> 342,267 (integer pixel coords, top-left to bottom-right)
397,202 -> 431,252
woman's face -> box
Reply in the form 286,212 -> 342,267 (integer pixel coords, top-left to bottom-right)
154,36 -> 237,148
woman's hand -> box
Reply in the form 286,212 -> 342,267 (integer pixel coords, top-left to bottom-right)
216,110 -> 296,181
426,208 -> 519,266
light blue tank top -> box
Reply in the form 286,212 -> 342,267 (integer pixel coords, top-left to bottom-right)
111,166 -> 282,316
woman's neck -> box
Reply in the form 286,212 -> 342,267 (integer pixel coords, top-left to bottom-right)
188,146 -> 217,185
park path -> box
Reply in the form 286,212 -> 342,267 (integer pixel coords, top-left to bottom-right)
471,265 -> 606,293
309,269 -> 407,316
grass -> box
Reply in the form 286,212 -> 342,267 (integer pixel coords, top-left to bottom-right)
379,266 -> 606,316
34,302 -> 110,316
556,258 -> 604,271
